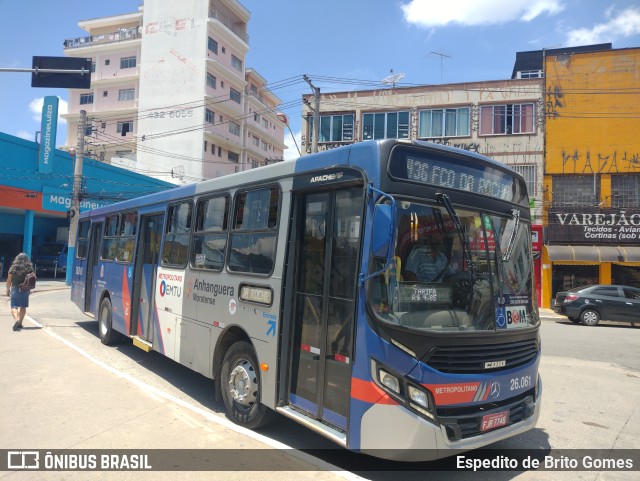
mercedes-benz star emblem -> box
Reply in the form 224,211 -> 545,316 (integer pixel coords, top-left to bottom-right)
490,381 -> 501,398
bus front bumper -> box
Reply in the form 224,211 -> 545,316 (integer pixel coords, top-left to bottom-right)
359,374 -> 542,462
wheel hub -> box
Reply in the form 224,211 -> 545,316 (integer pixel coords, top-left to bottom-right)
228,360 -> 257,407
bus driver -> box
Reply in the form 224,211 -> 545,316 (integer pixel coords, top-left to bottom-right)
403,231 -> 454,282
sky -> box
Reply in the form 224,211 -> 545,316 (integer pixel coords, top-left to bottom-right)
1,0 -> 639,160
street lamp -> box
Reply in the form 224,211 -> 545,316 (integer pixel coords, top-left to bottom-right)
276,112 -> 301,158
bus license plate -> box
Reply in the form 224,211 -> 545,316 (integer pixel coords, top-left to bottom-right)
480,411 -> 509,432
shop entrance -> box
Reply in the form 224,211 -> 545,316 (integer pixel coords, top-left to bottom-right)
552,264 -> 599,298
612,265 -> 640,288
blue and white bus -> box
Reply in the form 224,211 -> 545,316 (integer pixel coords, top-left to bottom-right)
71,139 -> 541,461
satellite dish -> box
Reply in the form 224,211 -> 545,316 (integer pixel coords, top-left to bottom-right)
381,70 -> 405,88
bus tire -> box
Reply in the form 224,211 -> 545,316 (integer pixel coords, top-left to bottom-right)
98,298 -> 120,345
221,341 -> 274,429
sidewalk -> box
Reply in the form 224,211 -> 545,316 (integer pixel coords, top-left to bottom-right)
0,282 -> 348,480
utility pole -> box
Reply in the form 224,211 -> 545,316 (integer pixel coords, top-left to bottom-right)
303,74 -> 320,153
66,109 -> 86,284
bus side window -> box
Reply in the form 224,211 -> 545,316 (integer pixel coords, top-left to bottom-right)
191,195 -> 229,271
76,220 -> 91,259
101,214 -> 119,261
229,187 -> 279,275
116,211 -> 138,263
162,202 -> 193,267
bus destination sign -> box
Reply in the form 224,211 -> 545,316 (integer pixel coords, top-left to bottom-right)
389,147 -> 526,204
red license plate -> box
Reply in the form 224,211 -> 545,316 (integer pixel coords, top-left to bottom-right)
480,411 -> 509,432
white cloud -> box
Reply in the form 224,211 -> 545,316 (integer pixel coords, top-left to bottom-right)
401,0 -> 563,27
28,96 -> 68,125
566,7 -> 640,45
283,130 -> 302,161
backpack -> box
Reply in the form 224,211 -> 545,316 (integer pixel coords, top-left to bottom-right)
19,271 -> 37,292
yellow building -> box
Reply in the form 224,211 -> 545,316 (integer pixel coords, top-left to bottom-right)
542,47 -> 640,307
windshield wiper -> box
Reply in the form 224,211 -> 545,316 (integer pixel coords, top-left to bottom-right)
435,192 -> 475,270
501,209 -> 521,262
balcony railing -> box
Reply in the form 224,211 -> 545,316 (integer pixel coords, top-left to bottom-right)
64,26 -> 141,49
209,8 -> 249,44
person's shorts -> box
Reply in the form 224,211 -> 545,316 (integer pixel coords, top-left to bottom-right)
10,287 -> 29,309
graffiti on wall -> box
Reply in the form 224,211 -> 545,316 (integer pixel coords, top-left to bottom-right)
559,149 -> 640,173
545,86 -> 565,119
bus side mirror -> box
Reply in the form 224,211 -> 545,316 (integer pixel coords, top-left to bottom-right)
372,204 -> 393,258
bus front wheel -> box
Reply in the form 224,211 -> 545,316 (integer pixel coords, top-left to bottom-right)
220,341 -> 274,429
98,298 -> 120,345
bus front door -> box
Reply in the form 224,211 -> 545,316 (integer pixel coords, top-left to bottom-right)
288,188 -> 362,431
131,213 -> 164,342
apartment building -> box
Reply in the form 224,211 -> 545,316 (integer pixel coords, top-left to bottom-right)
301,78 -> 545,223
62,0 -> 286,184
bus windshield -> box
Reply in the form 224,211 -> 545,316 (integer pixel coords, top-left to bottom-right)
370,200 -> 539,332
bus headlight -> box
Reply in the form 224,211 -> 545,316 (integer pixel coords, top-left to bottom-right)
408,384 -> 436,420
408,385 -> 428,407
378,369 -> 400,394
371,359 -> 438,425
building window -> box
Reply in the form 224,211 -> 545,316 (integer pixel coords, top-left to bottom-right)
208,36 -> 218,54
118,88 -> 135,101
611,175 -> 640,208
80,93 -> 94,105
103,91 -> 108,97
230,87 -> 241,104
229,187 -> 280,274
309,114 -> 354,143
511,164 -> 537,197
206,72 -> 216,89
231,54 -> 242,71
552,175 -> 599,207
362,111 -> 409,140
105,59 -> 110,66
518,70 -> 543,79
254,113 -> 260,123
480,103 -> 535,135
204,140 -> 208,152
120,56 -> 136,69
205,109 -> 214,123
211,143 -> 215,154
91,62 -> 96,73
117,120 -> 134,135
229,121 -> 240,136
261,140 -> 268,152
252,135 -> 260,147
228,151 -> 239,163
418,107 -> 470,138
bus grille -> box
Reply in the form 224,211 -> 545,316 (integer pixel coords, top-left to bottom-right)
437,390 -> 536,441
425,339 -> 539,374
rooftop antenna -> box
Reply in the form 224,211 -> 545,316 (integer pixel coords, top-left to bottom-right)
430,51 -> 452,83
381,69 -> 405,88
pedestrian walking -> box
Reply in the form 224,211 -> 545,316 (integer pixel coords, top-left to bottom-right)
5,253 -> 35,331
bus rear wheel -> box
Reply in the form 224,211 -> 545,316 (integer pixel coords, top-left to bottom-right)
221,341 -> 274,429
98,298 -> 120,345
